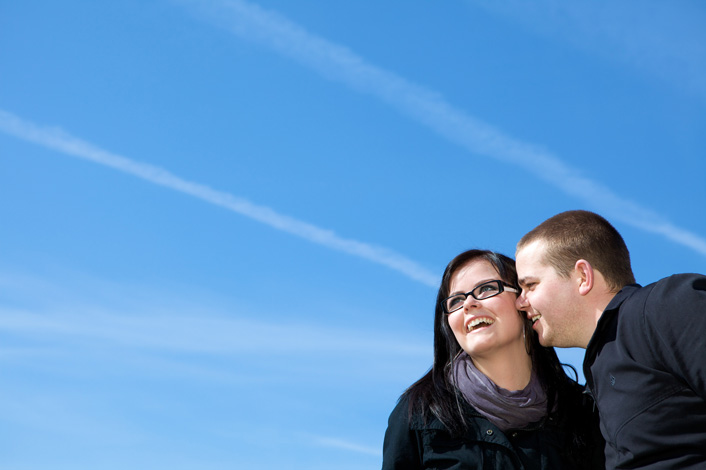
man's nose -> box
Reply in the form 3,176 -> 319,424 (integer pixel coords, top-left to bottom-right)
515,292 -> 528,311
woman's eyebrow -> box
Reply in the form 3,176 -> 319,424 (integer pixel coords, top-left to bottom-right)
450,278 -> 496,294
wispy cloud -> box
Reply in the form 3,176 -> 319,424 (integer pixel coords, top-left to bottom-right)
466,0 -> 706,101
0,269 -> 429,375
309,435 -> 381,457
0,109 -> 438,286
0,276 -> 431,394
0,306 -> 428,358
179,0 -> 706,256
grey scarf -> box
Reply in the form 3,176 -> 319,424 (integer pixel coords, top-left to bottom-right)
450,352 -> 549,431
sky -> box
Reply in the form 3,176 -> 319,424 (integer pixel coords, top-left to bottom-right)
1,1 -> 705,468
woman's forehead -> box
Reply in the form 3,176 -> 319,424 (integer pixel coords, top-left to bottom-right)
450,260 -> 499,288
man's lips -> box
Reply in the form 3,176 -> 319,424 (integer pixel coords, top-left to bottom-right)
529,314 -> 542,327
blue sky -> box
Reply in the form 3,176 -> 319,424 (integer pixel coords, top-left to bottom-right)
1,1 -> 705,468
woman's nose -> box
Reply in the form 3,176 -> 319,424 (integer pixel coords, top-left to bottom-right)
463,295 -> 481,310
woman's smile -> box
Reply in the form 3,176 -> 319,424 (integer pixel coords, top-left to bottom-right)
465,316 -> 495,332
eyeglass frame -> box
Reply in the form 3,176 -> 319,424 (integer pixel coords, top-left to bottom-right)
441,280 -> 519,315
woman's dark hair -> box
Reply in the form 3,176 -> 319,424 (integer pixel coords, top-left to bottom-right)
402,249 -> 596,464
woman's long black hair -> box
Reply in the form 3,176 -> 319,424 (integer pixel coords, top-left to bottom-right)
402,249 -> 600,465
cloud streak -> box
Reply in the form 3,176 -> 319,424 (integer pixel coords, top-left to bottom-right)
0,268 -> 429,358
466,0 -> 706,102
310,435 -> 381,457
180,0 -> 706,256
0,306 -> 428,358
0,109 -> 438,286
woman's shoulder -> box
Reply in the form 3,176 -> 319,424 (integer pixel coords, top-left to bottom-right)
387,393 -> 411,425
387,391 -> 447,431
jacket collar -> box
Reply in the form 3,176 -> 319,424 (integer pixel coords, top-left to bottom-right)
582,283 -> 641,388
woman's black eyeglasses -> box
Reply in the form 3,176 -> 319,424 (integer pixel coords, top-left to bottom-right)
441,280 -> 518,314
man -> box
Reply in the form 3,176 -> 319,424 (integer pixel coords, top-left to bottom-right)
514,210 -> 706,470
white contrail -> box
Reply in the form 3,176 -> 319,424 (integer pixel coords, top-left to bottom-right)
0,110 -> 438,286
466,0 -> 706,102
310,435 -> 381,457
0,306 -> 429,357
180,0 -> 706,256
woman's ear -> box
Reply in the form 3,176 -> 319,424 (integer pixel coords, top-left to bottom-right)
575,259 -> 594,296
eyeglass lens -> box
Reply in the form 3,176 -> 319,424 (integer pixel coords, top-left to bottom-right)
444,281 -> 503,313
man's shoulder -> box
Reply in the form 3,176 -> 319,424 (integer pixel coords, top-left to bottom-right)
647,272 -> 706,294
608,273 -> 706,353
640,273 -> 706,313
618,273 -> 706,314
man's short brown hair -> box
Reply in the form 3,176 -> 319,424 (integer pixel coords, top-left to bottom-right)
517,210 -> 635,292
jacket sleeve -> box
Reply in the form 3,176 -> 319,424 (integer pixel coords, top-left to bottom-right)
381,396 -> 423,470
645,274 -> 706,401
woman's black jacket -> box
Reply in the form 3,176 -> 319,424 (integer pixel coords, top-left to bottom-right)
382,387 -> 604,470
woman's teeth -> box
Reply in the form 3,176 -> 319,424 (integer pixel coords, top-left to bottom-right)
467,318 -> 495,332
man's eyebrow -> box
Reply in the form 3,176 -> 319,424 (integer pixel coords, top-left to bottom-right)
518,277 -> 535,288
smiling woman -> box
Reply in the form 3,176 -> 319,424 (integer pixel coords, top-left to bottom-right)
381,249 -> 605,470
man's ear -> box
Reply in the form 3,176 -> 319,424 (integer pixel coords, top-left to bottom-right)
575,259 -> 594,296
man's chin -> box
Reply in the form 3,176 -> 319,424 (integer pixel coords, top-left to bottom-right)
534,323 -> 553,347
